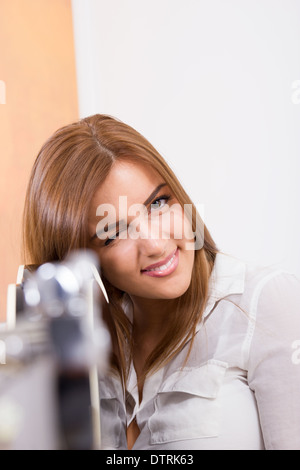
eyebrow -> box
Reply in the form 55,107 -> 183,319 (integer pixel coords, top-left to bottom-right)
90,182 -> 167,241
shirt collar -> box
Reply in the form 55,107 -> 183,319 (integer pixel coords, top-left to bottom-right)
202,251 -> 246,319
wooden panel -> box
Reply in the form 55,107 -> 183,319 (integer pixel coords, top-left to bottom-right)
0,0 -> 79,321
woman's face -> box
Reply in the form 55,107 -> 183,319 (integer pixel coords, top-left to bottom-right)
88,160 -> 195,301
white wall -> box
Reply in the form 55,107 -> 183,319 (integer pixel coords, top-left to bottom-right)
72,0 -> 300,276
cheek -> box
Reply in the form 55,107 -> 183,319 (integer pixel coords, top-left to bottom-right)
98,243 -> 135,283
182,213 -> 195,240
162,207 -> 194,242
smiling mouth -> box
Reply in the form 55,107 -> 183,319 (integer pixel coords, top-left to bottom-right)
141,248 -> 179,277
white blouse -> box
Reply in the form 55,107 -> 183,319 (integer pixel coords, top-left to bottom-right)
99,252 -> 300,450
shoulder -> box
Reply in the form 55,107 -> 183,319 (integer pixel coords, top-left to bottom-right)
210,252 -> 300,340
241,258 -> 300,317
236,258 -> 300,371
214,251 -> 300,308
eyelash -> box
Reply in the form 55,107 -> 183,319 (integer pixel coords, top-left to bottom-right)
150,194 -> 171,211
104,194 -> 171,247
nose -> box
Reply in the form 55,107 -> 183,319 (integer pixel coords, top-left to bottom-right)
134,216 -> 169,258
138,236 -> 168,258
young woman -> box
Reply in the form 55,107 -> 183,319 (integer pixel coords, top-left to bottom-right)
23,114 -> 300,450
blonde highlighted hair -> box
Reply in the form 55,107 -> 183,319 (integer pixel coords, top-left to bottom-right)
22,114 -> 219,385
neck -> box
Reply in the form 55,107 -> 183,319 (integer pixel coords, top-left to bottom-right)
130,296 -> 178,338
128,296 -> 179,393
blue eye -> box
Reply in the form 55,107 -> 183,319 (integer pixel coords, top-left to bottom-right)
103,195 -> 171,247
150,194 -> 171,211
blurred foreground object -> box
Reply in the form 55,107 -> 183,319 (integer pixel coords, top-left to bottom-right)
0,251 -> 111,450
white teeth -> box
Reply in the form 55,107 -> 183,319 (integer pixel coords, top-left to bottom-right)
147,252 -> 176,272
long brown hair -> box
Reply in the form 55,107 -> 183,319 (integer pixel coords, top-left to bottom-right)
22,114 -> 219,385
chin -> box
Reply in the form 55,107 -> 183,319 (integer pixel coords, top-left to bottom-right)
152,279 -> 192,300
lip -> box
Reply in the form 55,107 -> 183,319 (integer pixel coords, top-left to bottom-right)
141,248 -> 179,278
